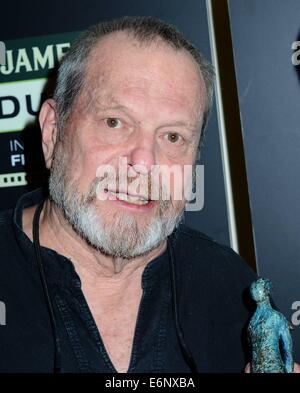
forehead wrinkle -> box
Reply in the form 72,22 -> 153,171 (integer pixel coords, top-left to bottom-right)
86,50 -> 201,104
91,79 -> 197,114
79,40 -> 204,127
85,32 -> 204,93
81,86 -> 202,136
76,84 -> 203,139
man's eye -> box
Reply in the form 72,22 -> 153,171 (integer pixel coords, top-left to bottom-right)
105,118 -> 122,128
166,132 -> 182,143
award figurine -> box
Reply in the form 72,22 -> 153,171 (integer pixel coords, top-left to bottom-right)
248,278 -> 294,373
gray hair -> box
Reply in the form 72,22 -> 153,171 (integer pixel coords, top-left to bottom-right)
53,16 -> 215,146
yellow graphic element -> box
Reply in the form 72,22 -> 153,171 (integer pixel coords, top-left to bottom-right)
0,172 -> 27,188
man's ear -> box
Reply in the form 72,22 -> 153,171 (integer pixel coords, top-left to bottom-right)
39,98 -> 59,169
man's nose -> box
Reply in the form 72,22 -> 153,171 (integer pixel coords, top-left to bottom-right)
127,141 -> 156,175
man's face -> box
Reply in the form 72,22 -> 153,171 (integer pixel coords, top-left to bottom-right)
49,32 -> 206,258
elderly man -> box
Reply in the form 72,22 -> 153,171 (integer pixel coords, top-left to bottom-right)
0,16 -> 256,373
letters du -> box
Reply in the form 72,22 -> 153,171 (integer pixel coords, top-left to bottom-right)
0,41 -> 5,66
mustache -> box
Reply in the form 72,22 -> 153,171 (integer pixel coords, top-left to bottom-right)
84,174 -> 175,210
90,174 -> 167,199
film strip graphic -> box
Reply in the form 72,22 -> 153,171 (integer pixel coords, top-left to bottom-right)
0,172 -> 27,188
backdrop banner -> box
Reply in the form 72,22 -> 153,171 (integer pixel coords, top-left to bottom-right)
0,0 -> 232,249
229,0 -> 300,360
0,32 -> 78,210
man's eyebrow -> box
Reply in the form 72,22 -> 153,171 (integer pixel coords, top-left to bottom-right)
90,95 -> 127,110
90,100 -> 199,132
98,103 -> 126,110
160,121 -> 198,133
90,101 -> 132,115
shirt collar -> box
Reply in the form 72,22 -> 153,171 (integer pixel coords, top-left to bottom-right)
12,188 -> 170,289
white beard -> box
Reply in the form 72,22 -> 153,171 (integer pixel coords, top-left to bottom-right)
48,144 -> 184,259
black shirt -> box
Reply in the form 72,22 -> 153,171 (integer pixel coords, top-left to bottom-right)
0,188 -> 256,373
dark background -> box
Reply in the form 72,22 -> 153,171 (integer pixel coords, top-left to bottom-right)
2,0 -> 300,365
0,0 -> 231,246
229,0 -> 300,360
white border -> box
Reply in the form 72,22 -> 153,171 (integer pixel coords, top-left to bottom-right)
206,0 -> 239,252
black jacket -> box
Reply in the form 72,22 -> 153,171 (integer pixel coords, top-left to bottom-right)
0,189 -> 256,373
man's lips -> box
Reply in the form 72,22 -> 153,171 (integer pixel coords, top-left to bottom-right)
101,189 -> 157,212
104,189 -> 151,206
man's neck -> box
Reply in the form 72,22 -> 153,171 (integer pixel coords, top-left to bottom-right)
22,198 -> 169,372
22,199 -> 167,282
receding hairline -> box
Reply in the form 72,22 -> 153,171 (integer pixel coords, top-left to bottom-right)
88,29 -> 202,59
81,30 -> 207,106
53,16 -> 215,146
